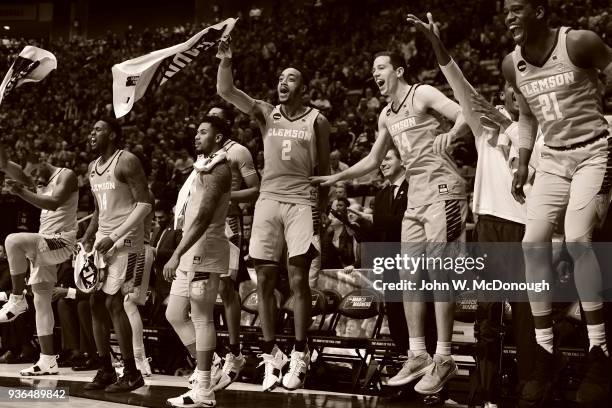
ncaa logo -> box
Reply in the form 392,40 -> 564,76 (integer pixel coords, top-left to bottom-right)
517,60 -> 527,72
273,112 -> 281,122
193,256 -> 201,265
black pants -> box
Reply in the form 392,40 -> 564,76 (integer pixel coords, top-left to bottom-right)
384,265 -> 437,355
57,297 -> 96,356
473,215 -> 537,402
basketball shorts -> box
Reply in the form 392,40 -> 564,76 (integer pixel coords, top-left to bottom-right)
99,247 -> 145,296
222,215 -> 245,282
527,136 -> 612,227
27,231 -> 76,285
402,199 -> 468,243
249,198 -> 321,262
177,236 -> 229,277
125,244 -> 154,305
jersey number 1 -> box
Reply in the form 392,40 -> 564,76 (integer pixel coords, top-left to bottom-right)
538,92 -> 563,121
281,140 -> 292,161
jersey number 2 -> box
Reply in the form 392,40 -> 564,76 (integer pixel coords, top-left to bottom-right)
538,92 -> 563,121
281,140 -> 292,161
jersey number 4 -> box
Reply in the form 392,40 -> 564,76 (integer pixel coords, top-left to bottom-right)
281,140 -> 292,161
538,92 -> 563,121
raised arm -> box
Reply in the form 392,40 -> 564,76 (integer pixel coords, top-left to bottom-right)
216,39 -> 273,126
0,144 -> 35,188
95,152 -> 152,254
7,169 -> 77,211
310,110 -> 391,187
502,53 -> 538,204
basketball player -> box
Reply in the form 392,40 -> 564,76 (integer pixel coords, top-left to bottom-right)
406,13 -> 542,407
217,36 -> 330,391
120,192 -> 155,377
502,0 -> 612,405
0,143 -> 78,376
81,118 -> 151,392
208,105 -> 259,390
164,115 -> 232,407
312,51 -> 470,394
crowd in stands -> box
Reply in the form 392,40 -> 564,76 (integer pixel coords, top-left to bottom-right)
0,0 -> 610,256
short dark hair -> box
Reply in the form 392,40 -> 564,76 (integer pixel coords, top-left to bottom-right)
285,66 -> 309,88
374,51 -> 408,78
525,0 -> 549,12
99,116 -> 123,145
210,105 -> 235,127
336,197 -> 350,208
201,115 -> 230,143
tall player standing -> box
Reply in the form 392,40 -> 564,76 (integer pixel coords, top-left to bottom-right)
312,51 -> 470,394
165,106 -> 259,392
81,118 -> 151,392
217,36 -> 330,391
502,0 -> 612,405
0,143 -> 78,376
208,105 -> 260,390
164,115 -> 233,408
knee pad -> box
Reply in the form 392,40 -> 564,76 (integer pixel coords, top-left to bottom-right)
189,280 -> 210,301
32,283 -> 54,336
166,295 -> 195,346
192,316 -> 216,352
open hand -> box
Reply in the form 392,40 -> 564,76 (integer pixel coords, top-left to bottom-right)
406,12 -> 441,41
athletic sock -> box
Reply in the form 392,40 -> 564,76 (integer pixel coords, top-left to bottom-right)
196,369 -> 211,389
409,337 -> 427,357
133,347 -> 145,360
435,341 -> 452,357
535,327 -> 554,354
587,323 -> 609,356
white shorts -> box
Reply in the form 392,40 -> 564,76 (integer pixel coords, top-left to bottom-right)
125,244 -> 154,305
23,231 -> 76,285
100,248 -> 145,296
170,269 -> 218,298
249,198 -> 321,262
402,199 -> 468,242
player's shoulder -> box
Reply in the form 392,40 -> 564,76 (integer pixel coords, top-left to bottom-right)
565,28 -> 605,54
314,109 -> 330,126
501,53 -> 517,82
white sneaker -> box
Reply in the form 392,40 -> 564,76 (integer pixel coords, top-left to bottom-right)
209,353 -> 223,389
214,352 -> 246,391
414,354 -> 458,394
0,294 -> 28,323
136,356 -> 152,377
387,351 -> 434,386
257,345 -> 288,392
484,403 -> 499,408
20,355 -> 59,376
167,387 -> 215,407
188,371 -> 197,389
282,347 -> 310,390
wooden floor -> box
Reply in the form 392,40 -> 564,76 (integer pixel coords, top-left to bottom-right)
0,363 -> 473,407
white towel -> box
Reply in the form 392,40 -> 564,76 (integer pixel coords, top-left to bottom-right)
0,46 -> 57,105
112,18 -> 237,118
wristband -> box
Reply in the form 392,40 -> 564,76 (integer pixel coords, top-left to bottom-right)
66,288 -> 76,299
